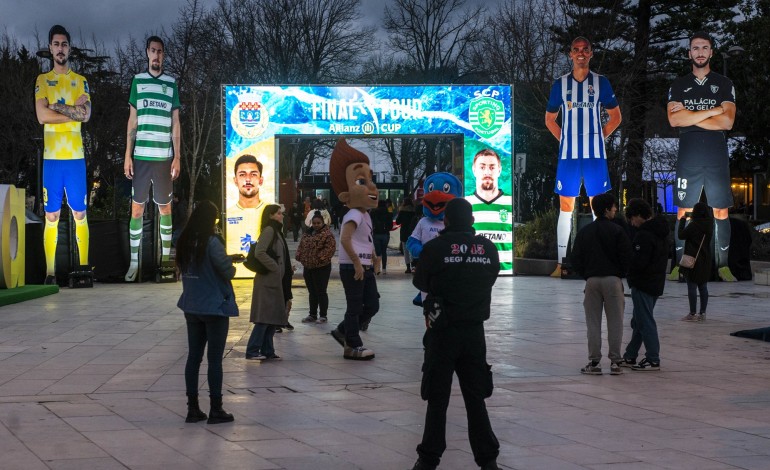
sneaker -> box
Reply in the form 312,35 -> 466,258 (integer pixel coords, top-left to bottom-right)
580,361 -> 602,375
480,461 -> 501,470
696,313 -> 705,322
718,266 -> 737,282
274,327 -> 283,333
382,269 -> 386,275
343,345 -> 375,360
264,354 -> 281,360
318,317 -> 328,323
330,329 -> 346,347
284,322 -> 295,331
410,459 -> 437,470
301,315 -> 318,323
667,265 -> 680,281
44,275 -> 57,286
617,358 -> 637,368
631,358 -> 660,371
245,354 -> 267,361
405,268 -> 412,274
681,313 -> 697,322
610,363 -> 623,375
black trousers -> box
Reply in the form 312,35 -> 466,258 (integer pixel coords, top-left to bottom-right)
184,313 -> 229,398
303,264 -> 331,317
417,323 -> 499,467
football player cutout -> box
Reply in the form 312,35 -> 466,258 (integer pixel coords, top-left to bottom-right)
124,36 -> 181,282
545,36 -> 622,277
667,31 -> 737,282
34,25 -> 92,285
225,154 -> 269,263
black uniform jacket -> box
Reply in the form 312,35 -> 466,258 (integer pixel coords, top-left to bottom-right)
413,226 -> 500,325
627,217 -> 670,297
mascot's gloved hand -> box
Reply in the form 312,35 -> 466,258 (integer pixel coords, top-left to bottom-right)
406,235 -> 423,259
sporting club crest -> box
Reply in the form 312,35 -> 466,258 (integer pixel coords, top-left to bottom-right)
469,96 -> 505,139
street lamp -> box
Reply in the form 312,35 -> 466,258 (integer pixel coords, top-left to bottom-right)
722,45 -> 745,77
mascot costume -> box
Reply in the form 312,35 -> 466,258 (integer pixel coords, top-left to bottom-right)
328,138 -> 380,360
407,172 -> 463,305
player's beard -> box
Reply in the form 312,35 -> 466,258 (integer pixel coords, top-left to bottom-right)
480,179 -> 496,192
151,62 -> 161,72
691,56 -> 710,69
54,54 -> 68,67
239,186 -> 258,199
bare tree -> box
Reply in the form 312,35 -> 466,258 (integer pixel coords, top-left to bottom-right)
384,0 -> 486,81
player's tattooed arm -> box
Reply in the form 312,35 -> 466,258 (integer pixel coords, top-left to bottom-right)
48,102 -> 88,122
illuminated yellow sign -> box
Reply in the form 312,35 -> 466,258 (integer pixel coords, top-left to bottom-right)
0,185 -> 25,288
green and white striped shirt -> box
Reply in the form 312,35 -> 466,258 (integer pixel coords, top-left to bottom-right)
128,72 -> 180,161
466,192 -> 513,274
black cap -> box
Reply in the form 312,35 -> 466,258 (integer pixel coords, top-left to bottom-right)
444,198 -> 474,227
48,25 -> 70,44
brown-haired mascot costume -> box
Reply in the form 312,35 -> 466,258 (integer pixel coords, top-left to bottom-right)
329,138 -> 380,360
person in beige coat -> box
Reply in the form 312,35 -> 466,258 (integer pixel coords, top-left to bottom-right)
245,204 -> 293,361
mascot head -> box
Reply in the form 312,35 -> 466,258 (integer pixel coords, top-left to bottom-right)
422,172 -> 463,220
330,138 -> 378,210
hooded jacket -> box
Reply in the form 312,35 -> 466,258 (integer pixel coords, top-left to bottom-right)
627,216 -> 670,297
571,217 -> 632,280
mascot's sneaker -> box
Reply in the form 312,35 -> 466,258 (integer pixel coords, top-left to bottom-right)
667,265 -> 680,281
718,266 -> 737,282
125,265 -> 139,282
343,346 -> 375,360
550,264 -> 562,278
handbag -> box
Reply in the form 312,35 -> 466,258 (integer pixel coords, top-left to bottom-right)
243,230 -> 278,274
680,235 -> 705,269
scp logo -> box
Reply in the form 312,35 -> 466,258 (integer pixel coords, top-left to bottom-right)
473,89 -> 501,99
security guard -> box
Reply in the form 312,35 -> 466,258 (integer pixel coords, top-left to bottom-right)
411,198 -> 501,470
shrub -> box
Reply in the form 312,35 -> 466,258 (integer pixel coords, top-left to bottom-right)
514,209 -> 557,260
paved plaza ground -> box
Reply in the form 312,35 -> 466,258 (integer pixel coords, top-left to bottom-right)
1,251 -> 770,469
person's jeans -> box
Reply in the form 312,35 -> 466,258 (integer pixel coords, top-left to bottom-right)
624,288 -> 660,363
402,241 -> 413,267
337,264 -> 379,348
184,313 -> 229,397
304,264 -> 331,318
583,276 -> 625,363
687,280 -> 709,313
246,323 -> 276,357
373,233 -> 390,270
417,324 -> 499,468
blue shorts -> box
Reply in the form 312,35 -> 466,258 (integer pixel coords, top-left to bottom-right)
43,159 -> 87,212
555,157 -> 611,197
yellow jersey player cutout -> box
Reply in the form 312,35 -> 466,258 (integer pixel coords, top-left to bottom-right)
34,25 -> 92,286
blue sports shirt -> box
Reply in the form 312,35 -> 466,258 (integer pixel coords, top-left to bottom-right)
546,71 -> 618,160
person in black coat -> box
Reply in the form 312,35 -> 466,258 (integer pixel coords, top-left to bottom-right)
619,199 -> 669,371
678,202 -> 714,321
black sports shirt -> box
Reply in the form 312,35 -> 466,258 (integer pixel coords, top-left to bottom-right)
668,71 -> 735,134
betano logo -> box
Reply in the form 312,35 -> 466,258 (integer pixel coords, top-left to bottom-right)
469,96 -> 504,139
231,99 -> 269,139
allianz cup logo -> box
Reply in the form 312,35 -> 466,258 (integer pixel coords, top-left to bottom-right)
231,99 -> 269,139
469,97 -> 505,139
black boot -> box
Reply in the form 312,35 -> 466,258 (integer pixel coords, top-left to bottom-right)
207,396 -> 234,424
185,394 -> 207,423
410,458 -> 437,470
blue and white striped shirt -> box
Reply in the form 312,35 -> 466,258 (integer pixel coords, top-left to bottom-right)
547,71 -> 618,160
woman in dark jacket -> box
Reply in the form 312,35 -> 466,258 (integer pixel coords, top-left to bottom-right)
371,200 -> 392,274
678,202 -> 714,322
246,204 -> 293,360
396,197 -> 417,272
176,200 -> 238,424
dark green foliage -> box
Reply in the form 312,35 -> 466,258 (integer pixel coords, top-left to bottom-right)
515,209 -> 558,260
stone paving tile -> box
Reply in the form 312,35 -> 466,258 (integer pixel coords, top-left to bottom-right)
0,265 -> 769,469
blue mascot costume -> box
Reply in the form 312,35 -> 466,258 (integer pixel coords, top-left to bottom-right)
406,172 -> 463,306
